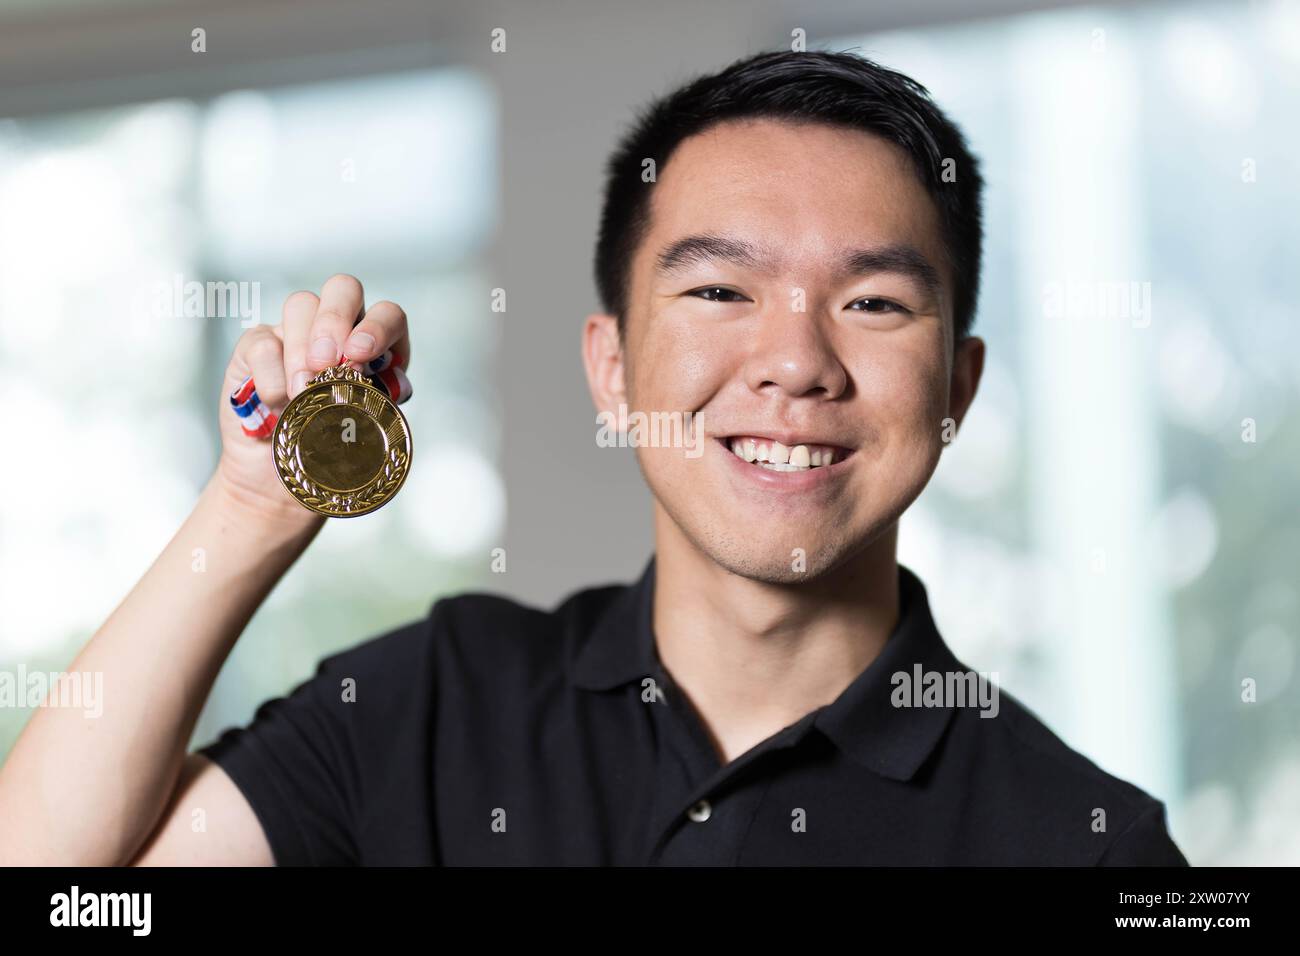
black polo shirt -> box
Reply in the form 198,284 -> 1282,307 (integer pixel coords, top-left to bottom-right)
198,558 -> 1188,866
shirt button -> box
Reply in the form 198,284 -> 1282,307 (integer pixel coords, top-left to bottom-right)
687,799 -> 712,823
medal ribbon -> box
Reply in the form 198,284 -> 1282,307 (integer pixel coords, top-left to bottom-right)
229,348 -> 412,438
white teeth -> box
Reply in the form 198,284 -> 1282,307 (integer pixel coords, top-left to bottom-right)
725,438 -> 840,470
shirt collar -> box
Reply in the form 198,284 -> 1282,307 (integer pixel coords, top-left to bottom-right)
570,556 -> 961,782
570,556 -> 660,692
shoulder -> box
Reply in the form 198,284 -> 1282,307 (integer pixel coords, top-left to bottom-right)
977,685 -> 1157,809
947,682 -> 1187,865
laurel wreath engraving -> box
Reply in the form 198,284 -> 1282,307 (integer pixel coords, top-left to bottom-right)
274,376 -> 409,516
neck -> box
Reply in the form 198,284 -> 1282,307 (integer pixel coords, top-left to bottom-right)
651,508 -> 901,765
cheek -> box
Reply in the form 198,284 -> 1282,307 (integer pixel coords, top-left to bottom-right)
628,317 -> 730,411
854,339 -> 949,457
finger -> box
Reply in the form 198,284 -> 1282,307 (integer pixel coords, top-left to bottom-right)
281,290 -> 319,399
240,327 -> 289,411
305,273 -> 365,374
343,299 -> 410,370
223,324 -> 278,393
224,328 -> 286,440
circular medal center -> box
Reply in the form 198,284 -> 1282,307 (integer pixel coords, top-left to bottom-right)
298,405 -> 386,491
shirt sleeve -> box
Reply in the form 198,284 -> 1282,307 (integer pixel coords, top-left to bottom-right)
1097,801 -> 1189,866
195,610 -> 439,866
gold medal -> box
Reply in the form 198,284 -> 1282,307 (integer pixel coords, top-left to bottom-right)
272,363 -> 412,517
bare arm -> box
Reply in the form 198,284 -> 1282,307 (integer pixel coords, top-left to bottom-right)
0,275 -> 410,866
128,754 -> 274,866
0,477 -> 320,866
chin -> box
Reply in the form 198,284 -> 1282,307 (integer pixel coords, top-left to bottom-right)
647,466 -> 916,584
688,522 -> 867,585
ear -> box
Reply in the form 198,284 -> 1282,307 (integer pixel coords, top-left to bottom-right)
945,335 -> 985,437
582,312 -> 627,415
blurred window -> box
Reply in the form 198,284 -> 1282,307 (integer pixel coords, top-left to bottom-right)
0,67 -> 502,758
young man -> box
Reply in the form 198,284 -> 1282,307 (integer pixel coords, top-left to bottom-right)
0,50 -> 1186,866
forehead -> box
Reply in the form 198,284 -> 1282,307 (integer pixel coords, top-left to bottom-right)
639,118 -> 946,274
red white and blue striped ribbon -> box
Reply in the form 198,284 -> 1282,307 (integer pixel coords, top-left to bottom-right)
229,376 -> 278,439
229,349 -> 412,439
359,349 -> 413,404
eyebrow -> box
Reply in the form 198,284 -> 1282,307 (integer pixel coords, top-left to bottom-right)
655,233 -> 944,299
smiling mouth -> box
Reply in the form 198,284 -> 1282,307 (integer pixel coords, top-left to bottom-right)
720,436 -> 854,472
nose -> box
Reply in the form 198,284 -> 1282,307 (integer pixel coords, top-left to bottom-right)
743,309 -> 848,401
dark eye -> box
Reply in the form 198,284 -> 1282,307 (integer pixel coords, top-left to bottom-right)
689,286 -> 748,302
848,297 -> 910,314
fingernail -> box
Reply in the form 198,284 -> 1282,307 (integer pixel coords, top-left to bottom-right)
291,370 -> 310,396
345,332 -> 376,357
310,337 -> 338,364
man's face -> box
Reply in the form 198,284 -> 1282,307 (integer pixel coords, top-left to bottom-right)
598,117 -> 980,583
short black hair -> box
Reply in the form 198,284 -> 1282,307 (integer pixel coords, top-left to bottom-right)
594,49 -> 984,343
